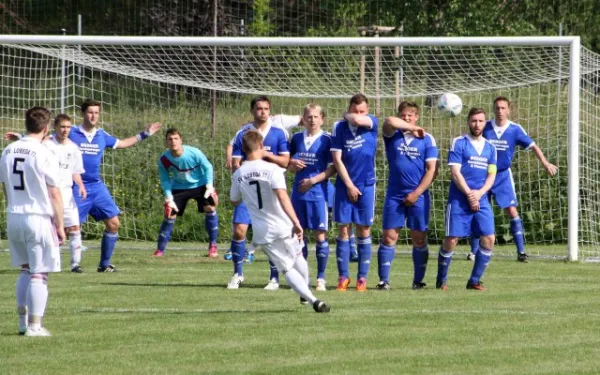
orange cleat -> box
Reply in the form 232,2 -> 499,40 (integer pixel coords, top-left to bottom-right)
336,276 -> 351,291
152,250 -> 164,257
466,281 -> 486,291
208,243 -> 219,258
355,277 -> 367,292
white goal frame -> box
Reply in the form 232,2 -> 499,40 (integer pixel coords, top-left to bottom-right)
0,35 -> 582,260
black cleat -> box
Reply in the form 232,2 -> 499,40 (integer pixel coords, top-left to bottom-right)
97,264 -> 118,273
412,282 -> 427,290
375,281 -> 391,290
300,297 -> 309,305
313,300 -> 330,313
71,265 -> 83,273
517,253 -> 529,263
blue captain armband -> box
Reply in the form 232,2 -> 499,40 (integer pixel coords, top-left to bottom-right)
136,130 -> 150,141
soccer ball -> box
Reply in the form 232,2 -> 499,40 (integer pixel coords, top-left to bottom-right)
437,93 -> 463,117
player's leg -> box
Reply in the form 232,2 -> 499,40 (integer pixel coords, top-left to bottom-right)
227,220 -> 248,289
314,229 -> 329,291
65,225 -> 83,272
89,183 -> 120,272
506,206 -> 527,261
437,203 -> 468,290
305,199 -> 329,290
408,193 -> 430,289
378,195 -> 403,290
495,169 -> 526,260
467,207 -> 496,290
291,195 -> 309,259
154,194 -> 183,256
333,185 -> 352,290
197,185 -> 219,258
16,266 -> 29,334
8,215 -> 30,334
353,184 -> 375,291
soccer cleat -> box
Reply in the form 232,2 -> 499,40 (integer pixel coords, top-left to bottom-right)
19,326 -> 27,335
355,277 -> 367,292
223,251 -> 232,261
336,276 -> 351,291
466,281 -> 486,291
466,252 -> 475,261
24,327 -> 51,337
412,282 -> 427,290
436,280 -> 448,291
300,297 -> 310,305
264,278 -> 279,291
208,243 -> 219,258
97,264 -> 117,273
227,273 -> 244,289
71,265 -> 83,273
244,252 -> 255,264
316,278 -> 327,292
375,281 -> 391,290
152,250 -> 164,257
313,300 -> 330,313
517,253 -> 529,263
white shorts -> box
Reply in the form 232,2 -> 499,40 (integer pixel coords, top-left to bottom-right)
62,188 -> 80,228
8,214 -> 61,273
258,236 -> 303,273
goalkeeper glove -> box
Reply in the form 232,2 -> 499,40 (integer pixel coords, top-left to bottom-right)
164,197 -> 178,218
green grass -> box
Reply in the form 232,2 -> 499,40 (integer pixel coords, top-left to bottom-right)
1,242 -> 600,374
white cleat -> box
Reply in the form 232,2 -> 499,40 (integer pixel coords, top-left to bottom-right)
25,327 -> 52,337
264,278 -> 279,291
316,278 -> 327,292
227,273 -> 244,289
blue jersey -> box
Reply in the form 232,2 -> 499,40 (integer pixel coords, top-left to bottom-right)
158,145 -> 214,198
482,120 -> 534,171
68,126 -> 118,184
289,130 -> 332,201
447,135 -> 497,210
232,123 -> 289,161
330,115 -> 378,189
384,130 -> 438,196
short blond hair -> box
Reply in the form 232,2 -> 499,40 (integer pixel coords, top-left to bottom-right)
242,130 -> 263,154
303,103 -> 326,118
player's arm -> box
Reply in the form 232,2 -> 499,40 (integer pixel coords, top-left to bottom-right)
158,157 -> 179,216
403,160 -> 438,207
263,152 -> 290,169
332,151 -> 361,203
344,113 -> 374,128
298,164 -> 336,194
115,122 -> 161,149
225,144 -> 233,171
72,173 -> 87,199
272,114 -> 302,132
229,171 -> 242,207
383,116 -> 425,138
195,149 -> 216,199
449,165 -> 472,197
530,144 -> 558,176
274,188 -> 303,239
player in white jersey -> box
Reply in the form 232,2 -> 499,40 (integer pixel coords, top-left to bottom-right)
0,107 -> 65,337
230,130 -> 330,313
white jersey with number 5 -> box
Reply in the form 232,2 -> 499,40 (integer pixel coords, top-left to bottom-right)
0,136 -> 60,216
230,159 -> 292,244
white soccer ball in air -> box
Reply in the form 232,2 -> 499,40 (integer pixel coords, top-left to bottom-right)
437,93 -> 463,117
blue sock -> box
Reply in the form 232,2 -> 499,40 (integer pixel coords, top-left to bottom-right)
205,211 -> 219,245
469,247 -> 492,284
470,237 -> 480,255
269,260 -> 279,281
230,240 -> 245,275
436,247 -> 454,285
336,238 -> 350,278
302,236 -> 308,259
510,217 -> 525,254
377,244 -> 395,282
357,236 -> 372,279
100,231 -> 118,268
315,240 -> 329,279
157,218 -> 175,252
349,232 -> 357,259
412,246 -> 429,284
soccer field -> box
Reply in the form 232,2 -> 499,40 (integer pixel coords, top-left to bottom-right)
1,242 -> 600,375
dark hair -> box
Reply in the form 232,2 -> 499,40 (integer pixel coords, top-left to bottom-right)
165,128 -> 182,140
242,130 -> 263,154
467,107 -> 486,121
397,101 -> 419,115
493,96 -> 511,107
81,98 -> 102,113
53,114 -> 72,127
25,107 -> 52,134
349,93 -> 368,107
250,96 -> 271,110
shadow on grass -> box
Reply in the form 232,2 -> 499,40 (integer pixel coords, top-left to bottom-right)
102,282 -> 291,290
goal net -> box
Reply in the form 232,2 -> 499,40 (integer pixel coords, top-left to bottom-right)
0,36 -> 598,260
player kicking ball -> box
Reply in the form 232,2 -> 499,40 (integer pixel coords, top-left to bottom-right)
153,129 -> 219,257
436,107 -> 497,291
230,130 -> 330,313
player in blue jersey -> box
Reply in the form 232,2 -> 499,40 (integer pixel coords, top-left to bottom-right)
69,99 -> 161,272
378,102 -> 439,290
468,96 -> 558,262
331,94 -> 378,292
226,96 -> 298,290
288,104 -> 336,292
152,129 -> 219,257
437,108 -> 497,291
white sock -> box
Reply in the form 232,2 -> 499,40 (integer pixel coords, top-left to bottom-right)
16,270 -> 29,327
27,275 -> 48,328
284,268 -> 317,304
70,231 -> 82,267
292,255 -> 310,285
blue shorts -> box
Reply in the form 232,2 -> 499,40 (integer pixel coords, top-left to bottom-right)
445,201 -> 495,238
333,184 -> 375,226
74,182 -> 120,224
292,196 -> 328,231
382,191 -> 430,231
232,202 -> 251,225
490,168 -> 518,208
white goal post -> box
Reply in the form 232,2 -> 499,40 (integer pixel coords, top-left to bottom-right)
0,35 -> 596,261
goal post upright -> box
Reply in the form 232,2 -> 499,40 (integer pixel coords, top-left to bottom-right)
568,36 -> 581,261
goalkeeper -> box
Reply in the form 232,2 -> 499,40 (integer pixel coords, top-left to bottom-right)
153,129 -> 219,257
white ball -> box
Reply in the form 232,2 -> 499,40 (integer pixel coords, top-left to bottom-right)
437,93 -> 463,117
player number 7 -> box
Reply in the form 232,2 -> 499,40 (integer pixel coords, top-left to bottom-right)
249,181 -> 263,210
